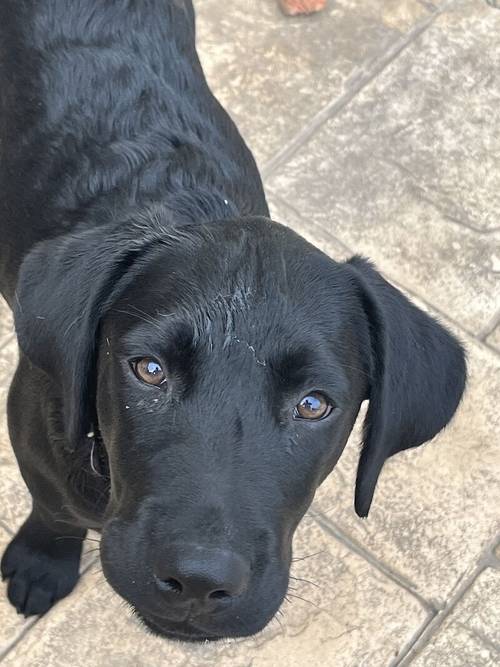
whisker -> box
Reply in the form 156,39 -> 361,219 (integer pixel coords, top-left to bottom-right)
289,575 -> 321,589
91,572 -> 110,590
83,547 -> 101,556
54,535 -> 87,542
273,612 -> 284,633
286,592 -> 320,609
291,550 -> 325,563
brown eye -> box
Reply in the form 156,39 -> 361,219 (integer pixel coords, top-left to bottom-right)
294,392 -> 333,421
131,357 -> 167,386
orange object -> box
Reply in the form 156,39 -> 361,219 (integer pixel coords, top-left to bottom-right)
279,0 -> 327,15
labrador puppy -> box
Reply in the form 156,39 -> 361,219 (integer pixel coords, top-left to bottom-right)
0,0 -> 466,641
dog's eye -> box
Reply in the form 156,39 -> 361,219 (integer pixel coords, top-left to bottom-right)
294,392 -> 333,421
131,357 -> 167,386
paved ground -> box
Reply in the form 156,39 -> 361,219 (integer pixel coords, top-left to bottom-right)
1,0 -> 499,665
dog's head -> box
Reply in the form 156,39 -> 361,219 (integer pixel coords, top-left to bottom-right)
14,212 -> 466,640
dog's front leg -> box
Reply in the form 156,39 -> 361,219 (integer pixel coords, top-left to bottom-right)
1,357 -> 89,616
1,504 -> 86,617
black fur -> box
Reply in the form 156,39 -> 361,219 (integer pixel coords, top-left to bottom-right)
0,0 -> 466,640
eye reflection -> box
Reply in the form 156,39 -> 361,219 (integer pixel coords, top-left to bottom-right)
294,392 -> 333,421
131,357 -> 167,386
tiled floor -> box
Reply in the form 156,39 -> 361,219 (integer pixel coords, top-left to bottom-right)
1,0 -> 499,665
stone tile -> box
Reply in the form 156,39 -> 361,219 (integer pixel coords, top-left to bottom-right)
267,0 -> 500,334
0,520 -> 427,667
387,0 -> 500,234
195,0 -> 432,166
0,527 -> 101,660
0,297 -> 14,350
412,568 -> 500,666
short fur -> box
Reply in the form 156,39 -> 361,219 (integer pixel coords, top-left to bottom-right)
0,0 -> 466,640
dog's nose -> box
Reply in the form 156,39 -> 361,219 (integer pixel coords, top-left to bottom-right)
154,544 -> 250,608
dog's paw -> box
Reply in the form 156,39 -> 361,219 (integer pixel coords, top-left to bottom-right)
1,534 -> 81,616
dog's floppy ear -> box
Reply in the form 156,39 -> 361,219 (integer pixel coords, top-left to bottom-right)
345,256 -> 467,518
14,223 -> 163,451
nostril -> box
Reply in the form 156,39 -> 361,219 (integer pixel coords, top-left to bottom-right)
154,545 -> 251,605
208,589 -> 231,600
157,577 -> 183,594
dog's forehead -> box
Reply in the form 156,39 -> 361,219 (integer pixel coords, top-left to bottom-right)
107,221 -> 353,357
121,221 -> 343,311
118,280 -> 317,353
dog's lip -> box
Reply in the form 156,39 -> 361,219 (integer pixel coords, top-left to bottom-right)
136,608 -> 224,641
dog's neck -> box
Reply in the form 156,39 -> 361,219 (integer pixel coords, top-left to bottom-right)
51,128 -> 269,230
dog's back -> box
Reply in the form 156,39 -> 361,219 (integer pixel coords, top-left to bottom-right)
0,0 -> 267,302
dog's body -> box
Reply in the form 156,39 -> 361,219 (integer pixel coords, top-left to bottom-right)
0,0 -> 267,300
0,0 -> 466,642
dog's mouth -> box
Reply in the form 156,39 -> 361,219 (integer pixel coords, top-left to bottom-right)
131,590 -> 283,641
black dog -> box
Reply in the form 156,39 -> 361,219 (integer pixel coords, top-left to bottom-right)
0,0 -> 466,641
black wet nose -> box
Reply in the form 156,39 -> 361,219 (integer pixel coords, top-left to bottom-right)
154,544 -> 250,606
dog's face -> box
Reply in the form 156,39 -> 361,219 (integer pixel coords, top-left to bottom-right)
14,213 -> 466,640
95,222 -> 366,638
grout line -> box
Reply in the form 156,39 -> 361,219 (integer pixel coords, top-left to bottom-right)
462,624 -> 500,656
311,509 -> 436,612
377,156 -> 500,236
487,533 -> 500,568
477,308 -> 500,342
267,190 -> 354,255
0,520 -> 14,537
417,0 -> 439,11
388,610 -> 438,667
0,617 -> 38,662
267,190 -> 355,258
395,568 -> 485,666
393,535 -> 500,665
267,189 -> 500,360
261,1 -> 455,180
386,276 -> 500,358
481,338 -> 500,356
